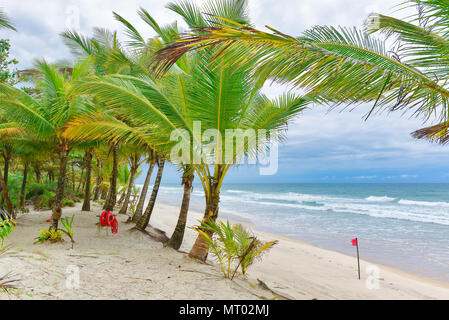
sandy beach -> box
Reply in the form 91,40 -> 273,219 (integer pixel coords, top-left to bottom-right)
0,202 -> 448,300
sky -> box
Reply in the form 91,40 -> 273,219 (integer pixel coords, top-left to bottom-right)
1,0 -> 449,184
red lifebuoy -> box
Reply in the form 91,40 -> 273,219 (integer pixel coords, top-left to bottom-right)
106,211 -> 113,226
100,211 -> 107,226
111,218 -> 118,234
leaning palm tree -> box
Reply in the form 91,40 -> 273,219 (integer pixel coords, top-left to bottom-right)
167,164 -> 194,250
132,150 -> 156,222
152,0 -> 449,128
0,59 -> 94,229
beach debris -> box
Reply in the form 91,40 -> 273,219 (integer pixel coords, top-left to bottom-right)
0,273 -> 19,292
256,279 -> 294,300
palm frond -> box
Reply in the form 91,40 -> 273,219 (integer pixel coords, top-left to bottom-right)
367,13 -> 449,77
411,121 -> 449,144
0,9 -> 15,31
152,22 -> 449,121
113,12 -> 146,51
61,30 -> 96,58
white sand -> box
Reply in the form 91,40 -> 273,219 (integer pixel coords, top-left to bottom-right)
1,201 -> 449,300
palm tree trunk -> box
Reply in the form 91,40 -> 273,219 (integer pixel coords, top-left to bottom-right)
0,166 -> 13,218
34,165 -> 41,184
51,142 -> 69,230
77,168 -> 84,194
103,143 -> 118,212
189,166 -> 223,262
136,158 -> 165,230
93,158 -> 102,201
119,155 -> 139,215
82,149 -> 93,211
101,186 -> 108,200
20,161 -> 29,208
117,188 -> 126,206
168,170 -> 194,250
71,164 -> 75,192
132,160 -> 155,223
2,146 -> 11,185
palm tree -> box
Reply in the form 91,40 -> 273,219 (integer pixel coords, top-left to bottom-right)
102,142 -> 120,212
167,164 -> 194,250
132,151 -> 156,222
67,0 -> 310,261
119,150 -> 144,215
152,0 -> 449,128
0,59 -> 94,229
135,155 -> 165,230
81,148 -> 93,211
0,121 -> 24,215
13,135 -> 48,210
62,27 -> 144,214
0,9 -> 15,31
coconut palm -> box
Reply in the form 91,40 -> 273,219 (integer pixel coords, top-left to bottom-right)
0,121 -> 25,215
132,150 -> 156,222
11,135 -> 49,210
65,0 -> 310,261
62,27 -> 152,214
119,151 -> 144,215
152,0 -> 449,128
0,59 -> 94,229
81,148 -> 93,211
167,164 -> 194,250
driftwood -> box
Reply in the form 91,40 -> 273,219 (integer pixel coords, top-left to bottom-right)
129,225 -> 169,244
257,278 -> 294,300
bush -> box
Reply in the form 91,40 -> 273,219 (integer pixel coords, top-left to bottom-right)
26,181 -> 56,199
34,190 -> 55,210
193,220 -> 277,279
34,228 -> 63,244
0,215 -> 15,248
62,199 -> 75,207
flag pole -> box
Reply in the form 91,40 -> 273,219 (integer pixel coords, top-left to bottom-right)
356,238 -> 360,280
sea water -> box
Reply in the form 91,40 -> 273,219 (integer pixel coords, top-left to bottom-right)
142,183 -> 449,282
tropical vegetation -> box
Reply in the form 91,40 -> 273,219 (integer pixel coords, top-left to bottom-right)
1,0 -> 446,277
194,219 -> 277,279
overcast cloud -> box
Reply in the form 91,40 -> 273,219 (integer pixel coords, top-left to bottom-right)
1,0 -> 447,183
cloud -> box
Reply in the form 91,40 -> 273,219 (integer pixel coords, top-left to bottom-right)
400,174 -> 418,179
347,175 -> 377,180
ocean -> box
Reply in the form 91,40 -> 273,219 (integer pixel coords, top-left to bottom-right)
146,183 -> 449,282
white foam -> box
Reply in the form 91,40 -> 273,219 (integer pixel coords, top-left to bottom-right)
365,196 -> 396,202
398,199 -> 449,207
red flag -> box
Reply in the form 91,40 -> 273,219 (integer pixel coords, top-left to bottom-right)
351,238 -> 358,246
